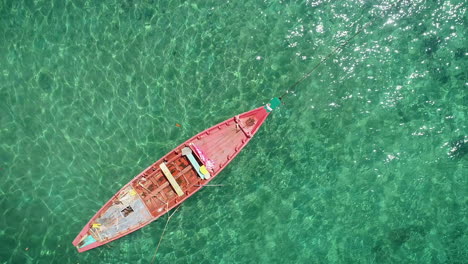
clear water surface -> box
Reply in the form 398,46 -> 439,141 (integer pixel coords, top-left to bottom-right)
0,0 -> 466,263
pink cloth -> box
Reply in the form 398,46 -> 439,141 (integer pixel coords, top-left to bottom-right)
191,144 -> 215,170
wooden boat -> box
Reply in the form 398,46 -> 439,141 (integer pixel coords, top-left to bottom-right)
72,98 -> 281,252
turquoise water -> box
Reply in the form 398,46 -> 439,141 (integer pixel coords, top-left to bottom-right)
0,0 -> 467,263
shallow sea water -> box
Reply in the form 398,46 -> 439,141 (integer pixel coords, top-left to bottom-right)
0,0 -> 467,263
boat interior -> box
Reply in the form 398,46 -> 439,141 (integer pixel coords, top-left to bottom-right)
80,146 -> 208,245
132,148 -> 205,217
89,185 -> 153,242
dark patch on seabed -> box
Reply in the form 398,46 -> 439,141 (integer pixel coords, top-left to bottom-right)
448,136 -> 468,159
37,71 -> 55,91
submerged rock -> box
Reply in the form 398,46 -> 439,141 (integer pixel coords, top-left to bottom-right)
448,136 -> 468,159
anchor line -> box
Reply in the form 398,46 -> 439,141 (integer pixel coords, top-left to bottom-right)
279,0 -> 404,100
280,22 -> 368,99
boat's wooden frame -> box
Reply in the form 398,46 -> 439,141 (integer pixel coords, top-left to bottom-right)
72,102 -> 277,252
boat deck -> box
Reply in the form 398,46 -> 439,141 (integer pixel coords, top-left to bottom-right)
132,152 -> 202,218
90,186 -> 152,241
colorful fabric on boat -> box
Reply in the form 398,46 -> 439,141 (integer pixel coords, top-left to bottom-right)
192,144 -> 215,171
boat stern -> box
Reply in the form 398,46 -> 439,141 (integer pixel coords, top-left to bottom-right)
72,185 -> 153,252
73,233 -> 99,252
72,225 -> 102,252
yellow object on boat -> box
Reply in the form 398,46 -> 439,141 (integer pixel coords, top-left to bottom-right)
92,223 -> 101,228
200,165 -> 209,176
130,189 -> 137,196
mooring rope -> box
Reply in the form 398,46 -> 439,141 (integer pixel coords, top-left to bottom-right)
150,206 -> 181,264
279,0 -> 405,100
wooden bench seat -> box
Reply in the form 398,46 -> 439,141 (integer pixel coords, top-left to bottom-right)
159,163 -> 184,196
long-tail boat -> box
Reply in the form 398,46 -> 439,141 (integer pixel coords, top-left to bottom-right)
72,98 -> 281,252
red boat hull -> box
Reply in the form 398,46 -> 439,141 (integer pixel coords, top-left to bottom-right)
72,104 -> 273,252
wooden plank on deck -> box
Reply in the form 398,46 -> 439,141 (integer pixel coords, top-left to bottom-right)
159,163 -> 184,196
